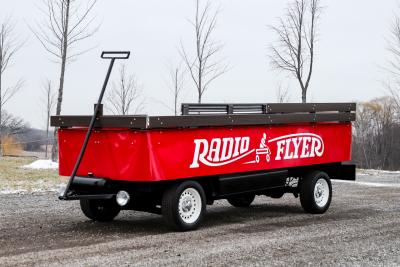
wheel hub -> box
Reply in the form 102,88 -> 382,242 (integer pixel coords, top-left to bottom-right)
315,186 -> 323,198
181,197 -> 193,212
178,188 -> 202,224
314,178 -> 329,208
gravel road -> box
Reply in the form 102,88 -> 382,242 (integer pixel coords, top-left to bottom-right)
1,172 -> 399,267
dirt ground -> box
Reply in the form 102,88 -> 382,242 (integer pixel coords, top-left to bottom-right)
0,171 -> 399,267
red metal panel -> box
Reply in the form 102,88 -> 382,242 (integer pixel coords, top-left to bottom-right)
58,123 -> 352,182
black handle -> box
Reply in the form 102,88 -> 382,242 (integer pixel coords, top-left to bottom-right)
101,51 -> 130,59
60,51 -> 130,200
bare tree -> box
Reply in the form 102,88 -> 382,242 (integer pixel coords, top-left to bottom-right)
168,64 -> 185,115
359,12 -> 400,170
276,84 -> 291,103
41,80 -> 56,158
385,10 -> 400,115
32,0 -> 99,160
0,18 -> 24,157
385,81 -> 400,114
270,0 -> 322,103
106,64 -> 144,115
180,0 -> 227,103
1,110 -> 27,137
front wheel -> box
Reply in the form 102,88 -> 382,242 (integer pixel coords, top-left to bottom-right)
162,181 -> 206,231
300,171 -> 332,214
80,199 -> 121,222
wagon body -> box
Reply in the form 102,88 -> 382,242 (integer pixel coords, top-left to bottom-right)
52,102 -> 356,231
58,122 -> 352,182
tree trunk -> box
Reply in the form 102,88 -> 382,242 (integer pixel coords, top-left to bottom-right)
51,130 -> 57,161
174,69 -> 178,116
45,110 -> 49,158
174,94 -> 178,116
198,60 -> 202,104
302,89 -> 307,103
52,0 -> 70,162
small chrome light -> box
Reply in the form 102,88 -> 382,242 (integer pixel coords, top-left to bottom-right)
116,191 -> 130,206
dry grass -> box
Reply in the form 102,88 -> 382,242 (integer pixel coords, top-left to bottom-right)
1,136 -> 23,155
0,156 -> 67,193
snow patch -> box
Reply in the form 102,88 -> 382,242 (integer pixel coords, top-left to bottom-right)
0,184 -> 64,195
0,189 -> 28,195
334,180 -> 400,188
22,160 -> 59,170
357,169 -> 400,175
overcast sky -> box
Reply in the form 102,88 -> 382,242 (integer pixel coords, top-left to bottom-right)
0,0 -> 398,129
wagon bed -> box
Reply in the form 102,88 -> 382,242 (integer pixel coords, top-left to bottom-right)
52,103 -> 356,183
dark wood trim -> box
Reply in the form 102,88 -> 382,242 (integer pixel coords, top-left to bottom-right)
51,115 -> 148,129
51,103 -> 356,129
148,112 -> 355,129
52,113 -> 355,129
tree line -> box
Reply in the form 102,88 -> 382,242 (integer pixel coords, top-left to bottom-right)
353,97 -> 400,170
354,12 -> 400,171
0,0 -> 399,170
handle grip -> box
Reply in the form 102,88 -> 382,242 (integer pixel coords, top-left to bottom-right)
101,51 -> 130,59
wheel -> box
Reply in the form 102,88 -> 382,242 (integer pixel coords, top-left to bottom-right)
299,171 -> 332,214
80,199 -> 121,222
227,194 -> 255,207
162,181 -> 206,231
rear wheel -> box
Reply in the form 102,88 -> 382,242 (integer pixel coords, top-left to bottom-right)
80,199 -> 121,222
300,171 -> 332,214
162,181 -> 206,231
227,194 -> 255,207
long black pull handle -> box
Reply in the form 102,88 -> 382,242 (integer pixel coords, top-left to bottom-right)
60,51 -> 130,199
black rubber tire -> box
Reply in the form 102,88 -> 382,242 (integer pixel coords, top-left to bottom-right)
227,194 -> 255,207
162,181 -> 206,231
299,171 -> 332,214
80,199 -> 121,222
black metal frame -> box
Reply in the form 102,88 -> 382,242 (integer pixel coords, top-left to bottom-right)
61,162 -> 356,202
181,103 -> 356,115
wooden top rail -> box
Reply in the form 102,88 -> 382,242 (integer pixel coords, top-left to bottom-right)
51,103 -> 356,129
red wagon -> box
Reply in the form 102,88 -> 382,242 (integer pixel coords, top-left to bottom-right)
51,52 -> 356,231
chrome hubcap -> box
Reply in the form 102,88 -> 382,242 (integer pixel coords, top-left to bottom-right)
181,197 -> 193,212
178,188 -> 202,224
314,178 -> 329,208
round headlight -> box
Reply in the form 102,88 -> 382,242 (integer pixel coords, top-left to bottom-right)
116,191 -> 130,206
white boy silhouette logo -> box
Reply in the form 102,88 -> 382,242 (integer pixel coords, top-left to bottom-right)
255,133 -> 271,163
